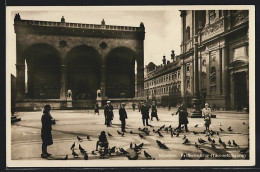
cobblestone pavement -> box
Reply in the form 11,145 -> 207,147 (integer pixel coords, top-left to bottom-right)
10,108 -> 250,161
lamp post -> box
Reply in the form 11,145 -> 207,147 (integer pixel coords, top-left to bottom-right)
191,10 -> 202,118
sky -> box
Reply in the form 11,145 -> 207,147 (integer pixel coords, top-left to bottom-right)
6,6 -> 181,76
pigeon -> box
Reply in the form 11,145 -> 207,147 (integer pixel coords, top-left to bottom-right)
216,132 -> 219,136
63,155 -> 68,160
158,131 -> 164,137
195,142 -> 200,149
152,129 -> 156,133
91,150 -> 97,155
117,130 -> 122,135
183,139 -> 190,144
228,140 -> 232,146
156,140 -> 169,149
219,128 -> 225,132
126,153 -> 139,160
79,144 -> 86,154
200,149 -> 211,155
228,128 -> 233,132
228,126 -> 232,130
109,146 -> 116,154
87,135 -> 91,141
194,124 -> 198,127
137,143 -> 144,149
218,138 -> 223,144
144,151 -> 153,159
211,143 -> 216,149
72,149 -> 78,158
121,132 -> 124,137
130,142 -> 133,149
193,131 -> 199,135
77,136 -> 83,142
208,137 -> 212,142
83,152 -> 88,160
130,131 -> 133,134
212,139 -> 215,144
183,135 -> 186,140
120,148 -> 129,155
198,138 -> 206,144
139,134 -> 144,139
138,127 -> 142,131
176,132 -> 179,137
169,125 -> 172,128
164,128 -> 169,133
222,142 -> 227,149
71,142 -> 75,150
243,122 -> 246,125
233,140 -> 239,147
108,132 -> 113,137
170,131 -> 174,137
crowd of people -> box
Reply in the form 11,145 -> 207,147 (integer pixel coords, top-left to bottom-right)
40,101 -> 213,158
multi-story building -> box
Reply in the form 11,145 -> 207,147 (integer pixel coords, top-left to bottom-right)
145,10 -> 249,110
144,52 -> 183,107
180,10 -> 249,110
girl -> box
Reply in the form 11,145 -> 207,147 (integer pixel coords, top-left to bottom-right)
202,103 -> 212,131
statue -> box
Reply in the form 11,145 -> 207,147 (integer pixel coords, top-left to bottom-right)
67,90 -> 72,99
96,89 -> 101,100
14,13 -> 21,21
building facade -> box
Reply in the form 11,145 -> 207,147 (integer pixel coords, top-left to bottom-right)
144,52 -> 184,107
13,14 -> 145,110
179,10 -> 249,110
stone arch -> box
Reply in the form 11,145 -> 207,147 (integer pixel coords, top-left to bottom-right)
22,43 -> 61,99
105,47 -> 139,98
66,45 -> 102,100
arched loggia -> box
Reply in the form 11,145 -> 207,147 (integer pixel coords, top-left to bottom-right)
23,44 -> 61,99
105,47 -> 138,98
66,45 -> 101,100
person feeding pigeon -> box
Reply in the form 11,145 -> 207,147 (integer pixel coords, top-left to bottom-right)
41,105 -> 55,158
96,131 -> 109,153
104,101 -> 114,127
119,103 -> 128,132
176,102 -> 189,132
202,103 -> 212,131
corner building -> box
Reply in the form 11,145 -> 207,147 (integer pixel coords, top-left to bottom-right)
180,10 -> 249,110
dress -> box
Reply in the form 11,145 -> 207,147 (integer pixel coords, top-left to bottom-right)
41,113 -> 53,146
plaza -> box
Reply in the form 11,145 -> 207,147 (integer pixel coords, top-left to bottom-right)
11,107 -> 249,160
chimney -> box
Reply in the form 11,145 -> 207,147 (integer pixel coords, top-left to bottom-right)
162,55 -> 166,66
171,50 -> 175,61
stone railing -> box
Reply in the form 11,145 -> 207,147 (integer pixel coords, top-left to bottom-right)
200,17 -> 225,41
14,19 -> 144,32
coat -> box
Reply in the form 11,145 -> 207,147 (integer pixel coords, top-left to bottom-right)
104,104 -> 114,121
141,105 -> 149,119
176,105 -> 188,125
151,105 -> 158,117
119,107 -> 128,121
202,108 -> 212,125
41,113 -> 53,145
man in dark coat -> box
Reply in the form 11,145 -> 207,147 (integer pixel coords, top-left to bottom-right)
104,101 -> 114,127
176,103 -> 189,132
151,101 -> 159,121
141,102 -> 150,126
41,104 -> 55,158
119,103 -> 128,132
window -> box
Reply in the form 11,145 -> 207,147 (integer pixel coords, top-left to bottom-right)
186,65 -> 190,72
210,67 -> 216,84
186,26 -> 190,41
187,79 -> 190,88
178,71 -> 180,79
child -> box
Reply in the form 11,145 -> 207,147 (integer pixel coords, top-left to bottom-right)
202,103 -> 212,131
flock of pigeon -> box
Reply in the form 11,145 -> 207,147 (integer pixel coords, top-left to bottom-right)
58,120 -> 248,160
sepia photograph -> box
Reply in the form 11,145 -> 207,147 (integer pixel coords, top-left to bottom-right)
6,5 -> 255,167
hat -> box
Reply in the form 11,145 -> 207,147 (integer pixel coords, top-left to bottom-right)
205,103 -> 209,106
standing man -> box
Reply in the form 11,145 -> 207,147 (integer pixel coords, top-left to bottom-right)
176,102 -> 189,132
151,101 -> 159,121
104,101 -> 114,127
141,102 -> 150,126
119,103 -> 128,132
94,103 -> 99,115
132,102 -> 136,111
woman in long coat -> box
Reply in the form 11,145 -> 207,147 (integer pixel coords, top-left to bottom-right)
151,101 -> 159,121
41,104 -> 55,158
176,103 -> 189,132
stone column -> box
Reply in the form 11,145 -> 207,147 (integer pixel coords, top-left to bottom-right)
60,65 -> 67,100
205,10 -> 209,25
181,60 -> 186,103
216,49 -> 222,95
100,65 -> 106,98
218,48 -> 223,95
222,46 -> 229,96
16,64 -> 25,100
137,66 -> 144,97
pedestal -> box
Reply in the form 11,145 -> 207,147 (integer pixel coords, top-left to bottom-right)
191,96 -> 202,118
67,97 -> 72,108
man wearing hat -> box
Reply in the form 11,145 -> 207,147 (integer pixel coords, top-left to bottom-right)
141,102 -> 150,126
119,103 -> 128,132
104,101 -> 114,127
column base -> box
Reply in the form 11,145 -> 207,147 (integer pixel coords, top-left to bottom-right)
191,110 -> 202,118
